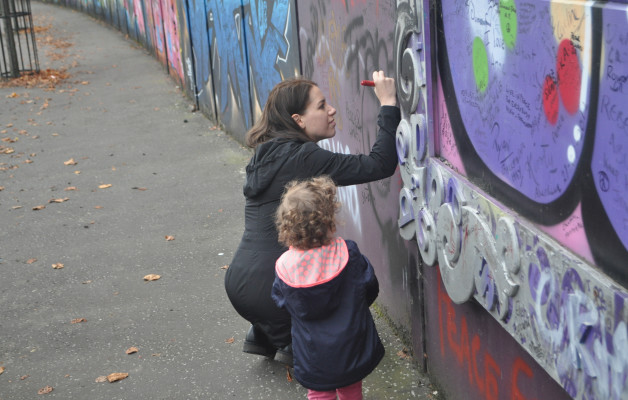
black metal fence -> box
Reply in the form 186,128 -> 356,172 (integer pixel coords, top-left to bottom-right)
0,0 -> 39,79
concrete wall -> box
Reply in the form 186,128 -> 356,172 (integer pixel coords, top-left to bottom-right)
39,0 -> 628,399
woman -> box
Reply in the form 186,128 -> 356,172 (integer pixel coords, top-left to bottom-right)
224,71 -> 399,366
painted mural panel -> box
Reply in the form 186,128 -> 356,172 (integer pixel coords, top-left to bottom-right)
206,0 -> 251,142
396,0 -> 628,399
243,0 -> 300,121
185,0 -> 216,119
297,0 -> 419,331
175,0 -> 195,98
435,0 -> 628,288
424,266 -> 572,400
162,0 -> 184,84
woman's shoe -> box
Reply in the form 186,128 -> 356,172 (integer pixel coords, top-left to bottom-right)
242,325 -> 277,358
275,344 -> 293,367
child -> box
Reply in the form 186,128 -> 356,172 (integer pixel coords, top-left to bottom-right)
271,176 -> 384,400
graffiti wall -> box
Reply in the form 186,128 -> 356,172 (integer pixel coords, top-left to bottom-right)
397,0 -> 628,398
296,0 -> 422,338
36,0 -> 628,398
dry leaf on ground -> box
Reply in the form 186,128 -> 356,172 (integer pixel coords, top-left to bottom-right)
64,186 -> 77,191
126,347 -> 138,354
225,337 -> 235,344
0,366 -> 5,374
397,348 -> 411,359
143,274 -> 161,281
63,158 -> 77,165
165,235 -> 175,241
107,372 -> 128,383
221,265 -> 229,270
71,318 -> 86,324
49,197 -> 69,203
98,184 -> 112,189
27,258 -> 37,264
95,375 -> 107,383
37,385 -> 53,394
286,367 -> 293,382
52,263 -> 64,269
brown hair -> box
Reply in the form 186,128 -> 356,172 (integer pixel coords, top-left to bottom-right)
245,77 -> 317,148
276,176 -> 340,250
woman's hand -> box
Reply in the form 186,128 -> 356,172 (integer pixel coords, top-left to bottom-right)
372,70 -> 397,107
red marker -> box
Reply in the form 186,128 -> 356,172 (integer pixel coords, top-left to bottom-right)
360,80 -> 375,87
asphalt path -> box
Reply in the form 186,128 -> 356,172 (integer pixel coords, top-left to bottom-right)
0,2 -> 440,399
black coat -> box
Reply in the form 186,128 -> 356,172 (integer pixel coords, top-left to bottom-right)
272,238 -> 384,391
224,106 -> 401,347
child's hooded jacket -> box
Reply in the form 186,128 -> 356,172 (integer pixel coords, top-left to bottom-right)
271,237 -> 384,391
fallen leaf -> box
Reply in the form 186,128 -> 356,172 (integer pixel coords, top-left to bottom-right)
12,205 -> 22,209
74,170 -> 80,174
165,235 -> 175,241
7,92 -> 19,98
37,385 -> 53,394
27,258 -> 37,264
286,366 -> 293,382
0,366 -> 4,374
95,376 -> 107,383
63,158 -> 77,165
225,337 -> 235,344
0,186 -> 4,191
132,187 -> 147,191
220,265 -> 229,270
71,318 -> 86,324
143,274 -> 161,281
107,372 -> 128,383
125,347 -> 138,354
52,263 -> 64,269
49,197 -> 69,203
20,374 -> 29,380
82,280 -> 92,284
32,205 -> 45,210
94,205 -> 103,209
397,348 -> 411,359
6,123 -> 13,127
98,184 -> 112,189
64,186 -> 77,191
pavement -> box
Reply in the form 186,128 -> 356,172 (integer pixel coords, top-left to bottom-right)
0,2 -> 440,399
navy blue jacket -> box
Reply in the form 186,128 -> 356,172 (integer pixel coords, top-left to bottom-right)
271,237 -> 384,391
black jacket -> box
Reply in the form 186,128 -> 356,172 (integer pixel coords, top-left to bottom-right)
224,106 -> 400,347
272,238 -> 384,391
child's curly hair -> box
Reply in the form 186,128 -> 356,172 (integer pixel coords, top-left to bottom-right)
276,176 -> 340,250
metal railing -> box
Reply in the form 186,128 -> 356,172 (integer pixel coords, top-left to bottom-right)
0,0 -> 39,79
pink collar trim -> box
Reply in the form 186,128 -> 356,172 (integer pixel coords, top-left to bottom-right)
275,237 -> 349,288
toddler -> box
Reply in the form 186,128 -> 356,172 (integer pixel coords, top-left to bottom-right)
272,176 -> 384,400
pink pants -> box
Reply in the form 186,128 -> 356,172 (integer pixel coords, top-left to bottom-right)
307,380 -> 362,400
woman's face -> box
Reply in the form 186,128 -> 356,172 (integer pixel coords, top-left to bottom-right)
294,86 -> 337,142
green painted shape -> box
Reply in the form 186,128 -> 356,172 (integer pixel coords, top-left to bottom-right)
499,0 -> 518,49
472,37 -> 489,93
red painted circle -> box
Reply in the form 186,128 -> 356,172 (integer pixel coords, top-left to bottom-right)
542,75 -> 559,125
556,39 -> 581,115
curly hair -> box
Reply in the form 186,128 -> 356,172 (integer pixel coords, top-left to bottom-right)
276,176 -> 341,250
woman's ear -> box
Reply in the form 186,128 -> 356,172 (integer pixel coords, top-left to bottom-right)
291,113 -> 305,129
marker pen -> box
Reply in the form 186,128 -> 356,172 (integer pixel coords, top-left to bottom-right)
360,80 -> 375,87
